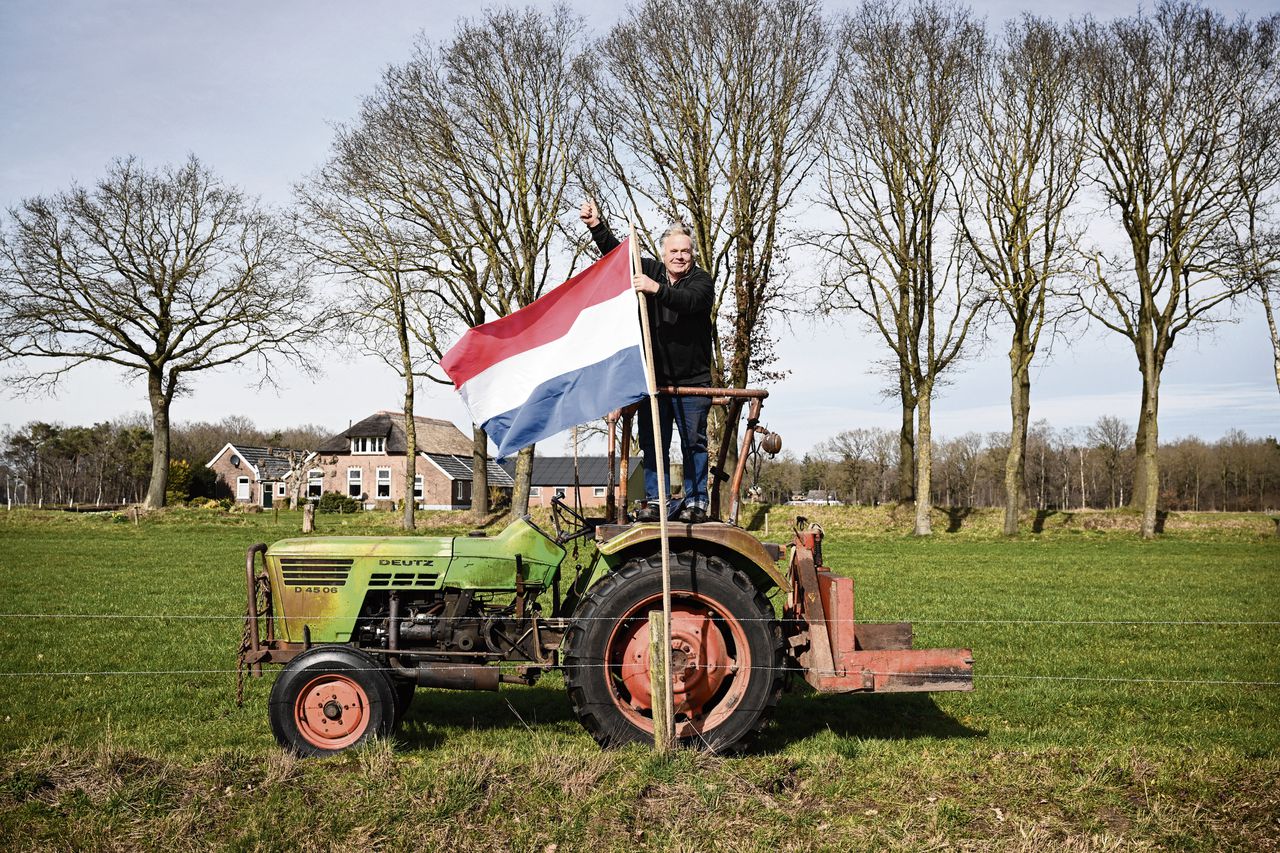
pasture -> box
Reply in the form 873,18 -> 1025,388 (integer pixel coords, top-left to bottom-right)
0,506 -> 1276,850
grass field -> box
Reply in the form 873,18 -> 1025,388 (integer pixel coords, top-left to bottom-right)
0,506 -> 1276,850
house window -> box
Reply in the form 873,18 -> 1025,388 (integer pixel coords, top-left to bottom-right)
277,483 -> 286,497
350,436 -> 385,454
528,486 -> 541,498
554,488 -> 566,499
236,477 -> 250,501
593,487 -> 606,498
413,475 -> 423,500
453,479 -> 472,504
307,469 -> 323,499
376,468 -> 391,499
347,467 -> 362,498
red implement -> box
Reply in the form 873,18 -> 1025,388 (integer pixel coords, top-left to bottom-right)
785,525 -> 973,693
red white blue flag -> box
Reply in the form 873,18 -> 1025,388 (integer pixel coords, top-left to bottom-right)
441,239 -> 647,460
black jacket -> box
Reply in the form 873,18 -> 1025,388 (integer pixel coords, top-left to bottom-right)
590,221 -> 714,386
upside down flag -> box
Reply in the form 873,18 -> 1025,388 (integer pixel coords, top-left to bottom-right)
440,239 -> 647,460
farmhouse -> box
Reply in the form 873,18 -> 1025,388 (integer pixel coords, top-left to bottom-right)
502,455 -> 643,509
311,412 -> 513,510
205,443 -> 312,508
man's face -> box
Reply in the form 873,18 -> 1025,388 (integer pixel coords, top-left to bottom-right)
662,234 -> 693,281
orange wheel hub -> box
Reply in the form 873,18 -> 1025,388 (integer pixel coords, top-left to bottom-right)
608,594 -> 750,737
294,673 -> 371,750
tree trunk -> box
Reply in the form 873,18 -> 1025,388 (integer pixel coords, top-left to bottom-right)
1078,448 -> 1086,509
401,394 -> 417,532
914,386 -> 933,536
511,444 -> 534,518
1261,285 -> 1280,396
1137,370 -> 1161,539
1131,372 -> 1153,509
1004,340 -> 1031,535
472,426 -> 490,521
897,374 -> 916,504
710,326 -> 751,519
144,369 -> 171,510
397,297 -> 418,531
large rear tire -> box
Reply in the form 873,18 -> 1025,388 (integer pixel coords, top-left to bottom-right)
563,550 -> 783,753
268,646 -> 396,756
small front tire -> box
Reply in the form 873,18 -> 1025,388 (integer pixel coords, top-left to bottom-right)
268,646 -> 396,756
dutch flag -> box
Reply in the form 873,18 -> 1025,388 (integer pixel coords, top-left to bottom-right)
441,239 -> 648,460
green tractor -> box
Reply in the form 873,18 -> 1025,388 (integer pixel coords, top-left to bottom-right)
239,390 -> 972,755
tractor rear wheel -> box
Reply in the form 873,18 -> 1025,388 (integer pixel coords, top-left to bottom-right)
268,646 -> 396,756
563,550 -> 783,753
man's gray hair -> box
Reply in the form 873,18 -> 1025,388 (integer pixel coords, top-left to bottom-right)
660,223 -> 695,253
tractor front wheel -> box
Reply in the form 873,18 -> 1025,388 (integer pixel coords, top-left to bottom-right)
563,551 -> 783,753
268,646 -> 396,756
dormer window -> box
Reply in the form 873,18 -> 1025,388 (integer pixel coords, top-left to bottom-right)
350,436 -> 385,454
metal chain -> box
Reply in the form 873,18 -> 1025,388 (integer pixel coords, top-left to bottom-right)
233,570 -> 270,707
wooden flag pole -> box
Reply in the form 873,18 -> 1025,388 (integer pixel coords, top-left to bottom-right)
630,223 -> 675,753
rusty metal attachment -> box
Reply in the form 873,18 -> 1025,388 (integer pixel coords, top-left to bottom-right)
784,523 -> 974,694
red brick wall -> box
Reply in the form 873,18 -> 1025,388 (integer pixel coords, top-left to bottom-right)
208,450 -> 262,504
310,453 -> 458,509
527,469 -> 645,508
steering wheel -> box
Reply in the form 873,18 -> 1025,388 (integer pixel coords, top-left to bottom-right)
550,494 -> 591,543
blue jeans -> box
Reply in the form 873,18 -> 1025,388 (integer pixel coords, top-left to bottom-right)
637,395 -> 711,514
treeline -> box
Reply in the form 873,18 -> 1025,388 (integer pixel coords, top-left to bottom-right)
1,0 -> 1277,538
0,417 -> 332,507
759,420 -> 1280,513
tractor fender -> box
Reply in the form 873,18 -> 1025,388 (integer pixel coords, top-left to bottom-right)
596,524 -> 790,595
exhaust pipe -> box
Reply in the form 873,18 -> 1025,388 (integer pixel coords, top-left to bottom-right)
389,658 -> 500,691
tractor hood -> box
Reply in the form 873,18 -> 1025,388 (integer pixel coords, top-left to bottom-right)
264,517 -> 565,643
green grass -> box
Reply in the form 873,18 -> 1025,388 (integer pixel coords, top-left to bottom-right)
0,506 -> 1276,850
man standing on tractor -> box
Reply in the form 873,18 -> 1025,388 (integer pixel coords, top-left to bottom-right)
580,199 -> 714,523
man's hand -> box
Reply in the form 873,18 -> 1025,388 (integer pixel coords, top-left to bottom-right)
579,199 -> 600,229
632,272 -> 660,295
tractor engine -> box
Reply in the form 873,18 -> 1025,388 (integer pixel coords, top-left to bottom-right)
352,591 -> 541,660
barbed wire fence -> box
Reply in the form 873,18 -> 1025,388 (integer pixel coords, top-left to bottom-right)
0,612 -> 1276,688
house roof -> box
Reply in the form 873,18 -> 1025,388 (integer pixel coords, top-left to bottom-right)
316,412 -> 473,455
205,443 -> 311,480
500,456 -> 641,487
426,454 -> 516,487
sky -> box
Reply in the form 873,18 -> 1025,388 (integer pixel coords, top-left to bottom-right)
1,0 -> 1277,457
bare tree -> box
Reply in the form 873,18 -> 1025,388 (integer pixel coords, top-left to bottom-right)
1225,14 -> 1280,397
1074,2 -> 1279,537
1259,263 -> 1280,395
582,0 -> 833,506
1087,414 -> 1134,509
814,0 -> 987,535
295,144 -> 450,530
960,16 -> 1085,534
1257,253 -> 1280,395
0,156 -> 323,508
318,6 -> 589,519
270,447 -> 313,511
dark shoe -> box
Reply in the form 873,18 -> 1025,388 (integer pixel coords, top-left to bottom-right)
633,504 -> 660,523
677,506 -> 708,524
